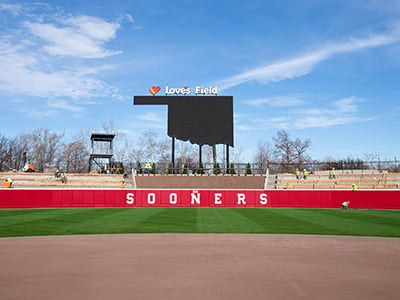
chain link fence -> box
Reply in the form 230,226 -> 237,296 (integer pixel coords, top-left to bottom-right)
129,159 -> 400,175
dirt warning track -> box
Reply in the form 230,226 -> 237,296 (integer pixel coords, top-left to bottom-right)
1,234 -> 399,299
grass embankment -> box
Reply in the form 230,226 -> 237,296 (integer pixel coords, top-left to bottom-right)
0,207 -> 399,237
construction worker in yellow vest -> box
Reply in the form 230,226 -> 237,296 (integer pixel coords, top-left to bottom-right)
144,162 -> 152,174
61,172 -> 67,184
341,201 -> 350,209
295,169 -> 301,179
303,169 -> 309,179
352,183 -> 357,192
329,168 -> 336,179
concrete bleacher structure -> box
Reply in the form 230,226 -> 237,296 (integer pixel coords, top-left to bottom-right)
134,174 -> 266,189
1,172 -> 125,189
1,172 -> 267,190
275,172 -> 400,190
2,171 -> 399,190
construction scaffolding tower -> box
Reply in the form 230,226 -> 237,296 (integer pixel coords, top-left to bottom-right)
88,133 -> 115,173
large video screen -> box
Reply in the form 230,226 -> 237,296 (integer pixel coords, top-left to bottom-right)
134,96 -> 233,146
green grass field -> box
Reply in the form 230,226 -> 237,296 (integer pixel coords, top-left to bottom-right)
0,207 -> 399,238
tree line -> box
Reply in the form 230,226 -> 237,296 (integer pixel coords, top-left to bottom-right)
0,127 -> 397,174
0,128 -> 88,173
254,130 -> 399,173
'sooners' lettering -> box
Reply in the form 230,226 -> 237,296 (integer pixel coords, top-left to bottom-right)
126,191 -> 268,206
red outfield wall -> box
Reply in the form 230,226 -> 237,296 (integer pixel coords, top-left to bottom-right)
0,189 -> 399,209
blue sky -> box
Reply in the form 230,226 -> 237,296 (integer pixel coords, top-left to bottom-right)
1,0 -> 399,162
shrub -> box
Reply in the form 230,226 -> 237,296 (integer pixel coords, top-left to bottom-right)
182,164 -> 188,175
229,163 -> 236,175
246,162 -> 252,175
168,163 -> 173,174
214,163 -> 221,175
198,162 -> 204,175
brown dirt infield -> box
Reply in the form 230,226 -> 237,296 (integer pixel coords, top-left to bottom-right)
1,234 -> 399,299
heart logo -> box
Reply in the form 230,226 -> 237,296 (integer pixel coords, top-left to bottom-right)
149,86 -> 161,95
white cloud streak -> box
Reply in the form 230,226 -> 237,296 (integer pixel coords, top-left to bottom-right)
138,112 -> 162,122
0,3 -> 22,15
218,34 -> 399,89
25,15 -> 121,58
253,97 -> 374,129
245,96 -> 304,108
46,99 -> 84,112
293,97 -> 374,129
0,40 -> 120,99
0,8 -> 128,109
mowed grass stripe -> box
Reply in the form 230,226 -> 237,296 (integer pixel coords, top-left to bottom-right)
260,208 -> 400,237
58,207 -> 166,234
271,208 -> 377,236
197,208 -> 265,233
230,208 -> 340,235
132,208 -> 198,233
0,208 -> 164,237
0,208 -> 87,226
314,208 -> 400,226
0,207 -> 400,237
0,208 -> 99,236
303,209 -> 400,237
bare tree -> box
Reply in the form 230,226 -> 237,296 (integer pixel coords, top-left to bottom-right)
102,119 -> 127,162
273,130 -> 294,172
293,137 -> 312,168
8,136 -> 28,171
0,135 -> 16,171
202,145 -> 213,164
272,130 -> 312,172
138,129 -> 160,161
23,128 -> 64,172
58,140 -> 90,173
254,140 -> 273,173
0,135 -> 10,171
363,152 -> 380,169
175,140 -> 197,169
157,137 -> 171,164
202,145 -> 224,166
230,147 -> 243,163
126,146 -> 146,171
127,130 -> 171,171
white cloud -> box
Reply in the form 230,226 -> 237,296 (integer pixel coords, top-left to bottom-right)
46,99 -> 84,112
245,96 -> 304,108
12,104 -> 58,119
296,115 -> 361,128
293,97 -> 373,129
25,15 -> 121,58
138,112 -> 161,121
333,97 -> 359,113
233,113 -> 254,131
116,13 -> 135,24
254,117 -> 290,130
0,40 -> 120,100
0,6 -> 128,121
0,6 -> 129,107
252,97 -> 374,129
0,3 -> 22,15
236,124 -> 252,131
63,15 -> 120,41
0,10 -> 127,110
218,33 -> 399,89
9,97 -> 85,120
